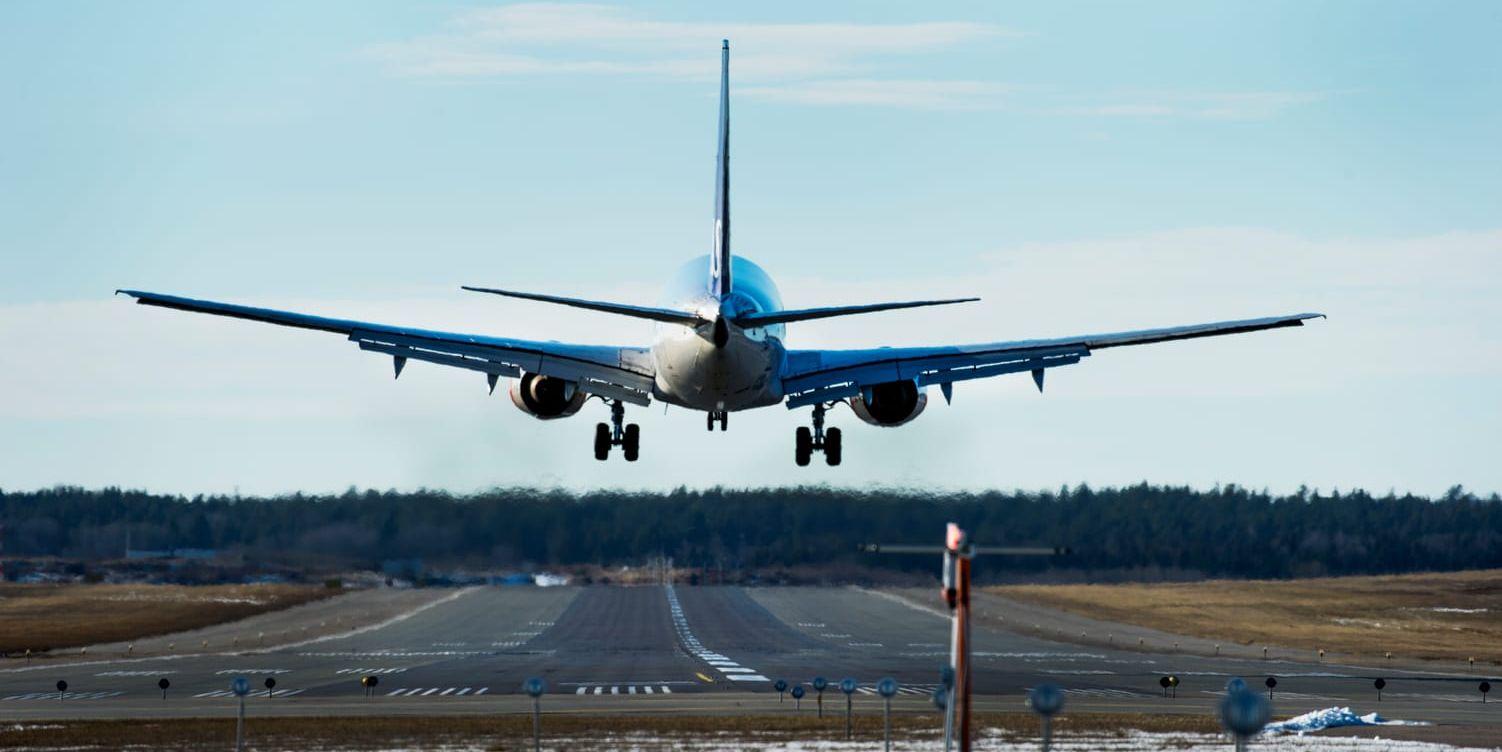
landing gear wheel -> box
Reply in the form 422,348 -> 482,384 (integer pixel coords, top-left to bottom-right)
623,423 -> 640,462
707,412 -> 716,431
593,423 -> 611,461
824,427 -> 842,466
795,426 -> 812,466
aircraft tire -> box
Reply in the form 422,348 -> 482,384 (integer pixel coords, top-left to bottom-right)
824,427 -> 842,466
594,423 -> 611,461
795,426 -> 812,466
623,423 -> 640,462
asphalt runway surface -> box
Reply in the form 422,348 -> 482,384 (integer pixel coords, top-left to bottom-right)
2,585 -> 1499,734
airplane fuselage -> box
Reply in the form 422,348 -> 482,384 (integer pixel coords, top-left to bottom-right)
651,255 -> 787,411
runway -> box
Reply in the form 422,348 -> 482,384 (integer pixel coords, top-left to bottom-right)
2,585 -> 1498,733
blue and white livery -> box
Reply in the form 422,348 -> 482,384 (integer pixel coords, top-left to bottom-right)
118,41 -> 1322,466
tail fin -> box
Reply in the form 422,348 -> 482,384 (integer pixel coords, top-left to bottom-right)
710,39 -> 732,299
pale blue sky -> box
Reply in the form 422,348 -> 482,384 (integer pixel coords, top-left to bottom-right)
1,2 -> 1498,496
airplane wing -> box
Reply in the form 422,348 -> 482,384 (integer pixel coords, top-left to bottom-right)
117,290 -> 656,405
779,312 -> 1323,408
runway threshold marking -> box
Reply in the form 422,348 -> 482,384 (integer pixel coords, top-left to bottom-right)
193,689 -> 305,699
576,685 -> 674,695
385,687 -> 489,697
4,691 -> 125,701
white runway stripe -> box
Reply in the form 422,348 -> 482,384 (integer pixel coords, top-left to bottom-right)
387,687 -> 488,697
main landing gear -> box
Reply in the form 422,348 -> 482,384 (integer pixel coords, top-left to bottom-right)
795,403 -> 841,467
594,399 -> 639,462
706,410 -> 728,431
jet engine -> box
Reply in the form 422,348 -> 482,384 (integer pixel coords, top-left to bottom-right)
509,373 -> 586,419
849,380 -> 928,427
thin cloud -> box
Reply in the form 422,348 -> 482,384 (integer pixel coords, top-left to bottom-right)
741,80 -> 1012,110
1073,91 -> 1324,121
364,3 -> 1015,109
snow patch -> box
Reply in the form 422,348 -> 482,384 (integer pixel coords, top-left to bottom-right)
1265,706 -> 1433,736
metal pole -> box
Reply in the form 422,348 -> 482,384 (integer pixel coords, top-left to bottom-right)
235,695 -> 245,752
883,696 -> 892,752
846,692 -> 853,739
532,696 -> 541,752
956,556 -> 972,752
1041,716 -> 1052,752
1235,735 -> 1247,752
943,689 -> 954,752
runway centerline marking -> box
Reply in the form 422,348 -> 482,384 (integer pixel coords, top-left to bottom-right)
665,585 -> 769,683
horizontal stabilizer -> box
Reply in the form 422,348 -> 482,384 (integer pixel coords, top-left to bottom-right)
734,298 -> 979,328
461,286 -> 706,326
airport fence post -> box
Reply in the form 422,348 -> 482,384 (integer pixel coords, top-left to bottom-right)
877,678 -> 898,752
524,677 -> 546,752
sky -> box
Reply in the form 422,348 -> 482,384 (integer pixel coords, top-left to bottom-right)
1,1 -> 1498,497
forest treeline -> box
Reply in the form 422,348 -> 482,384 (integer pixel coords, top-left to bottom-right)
2,484 -> 1499,580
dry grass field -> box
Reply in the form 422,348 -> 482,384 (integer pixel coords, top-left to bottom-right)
0,712 -> 1221,751
991,569 -> 1502,663
0,583 -> 333,653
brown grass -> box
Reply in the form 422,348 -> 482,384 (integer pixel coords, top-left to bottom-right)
0,583 -> 332,654
0,712 -> 1219,750
991,569 -> 1502,663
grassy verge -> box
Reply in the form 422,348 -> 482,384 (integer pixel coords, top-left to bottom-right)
0,583 -> 333,653
990,569 -> 1502,663
0,712 -> 1221,750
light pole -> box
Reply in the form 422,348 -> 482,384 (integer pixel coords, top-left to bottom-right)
523,677 -> 546,752
877,678 -> 899,752
230,676 -> 250,752
1219,687 -> 1270,752
839,678 -> 857,739
1027,684 -> 1065,751
812,676 -> 828,718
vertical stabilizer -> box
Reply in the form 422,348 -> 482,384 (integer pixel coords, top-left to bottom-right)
710,39 -> 732,298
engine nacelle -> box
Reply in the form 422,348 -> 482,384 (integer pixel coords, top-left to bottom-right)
849,380 -> 928,427
509,373 -> 586,420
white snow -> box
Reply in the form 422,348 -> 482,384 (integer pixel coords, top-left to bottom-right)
1265,706 -> 1433,736
5,730 -> 1491,751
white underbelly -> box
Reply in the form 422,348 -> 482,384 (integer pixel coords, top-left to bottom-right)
652,327 -> 783,411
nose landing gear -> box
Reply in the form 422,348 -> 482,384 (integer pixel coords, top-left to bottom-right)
706,410 -> 729,431
795,403 -> 842,467
594,399 -> 640,461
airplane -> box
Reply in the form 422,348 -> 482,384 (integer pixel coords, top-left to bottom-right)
118,41 -> 1322,467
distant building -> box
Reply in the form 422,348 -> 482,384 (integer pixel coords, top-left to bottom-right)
125,548 -> 218,561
